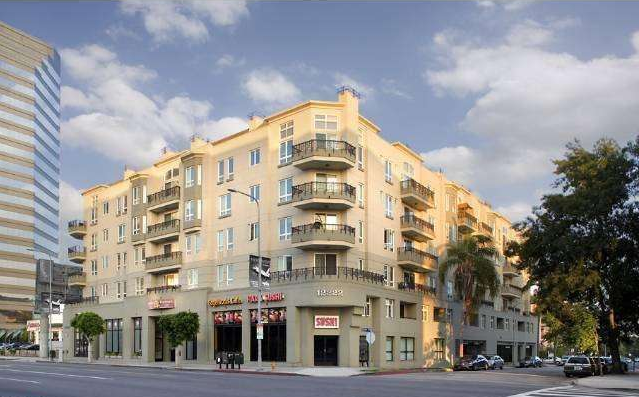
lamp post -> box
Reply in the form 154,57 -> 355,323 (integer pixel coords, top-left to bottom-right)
227,188 -> 262,370
27,247 -> 53,361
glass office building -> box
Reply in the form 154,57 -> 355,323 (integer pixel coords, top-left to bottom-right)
0,21 -> 60,330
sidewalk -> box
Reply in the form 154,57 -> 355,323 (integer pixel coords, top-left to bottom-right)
575,372 -> 639,391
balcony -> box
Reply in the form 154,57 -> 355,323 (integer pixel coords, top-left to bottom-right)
146,284 -> 181,294
271,266 -> 386,286
458,211 -> 478,234
292,139 -> 356,170
479,222 -> 493,236
292,182 -> 355,210
502,261 -> 520,277
146,219 -> 180,243
147,186 -> 180,213
291,223 -> 355,250
501,284 -> 522,299
68,296 -> 99,306
400,179 -> 435,211
68,272 -> 86,287
398,282 -> 437,296
145,251 -> 182,274
67,220 -> 86,239
67,246 -> 86,264
400,214 -> 435,242
397,247 -> 438,273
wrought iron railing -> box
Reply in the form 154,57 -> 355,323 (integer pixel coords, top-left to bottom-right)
144,251 -> 182,271
146,219 -> 180,238
146,285 -> 181,294
292,139 -> 356,162
147,186 -> 180,206
271,266 -> 385,284
400,178 -> 435,202
397,281 -> 437,295
292,182 -> 355,202
400,214 -> 435,234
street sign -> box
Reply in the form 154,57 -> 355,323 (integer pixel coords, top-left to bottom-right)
249,255 -> 271,288
365,329 -> 376,345
256,324 -> 264,340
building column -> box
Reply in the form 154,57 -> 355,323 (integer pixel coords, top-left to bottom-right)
39,315 -> 49,359
142,316 -> 153,363
98,332 -> 105,360
286,305 -> 300,365
241,306 -> 251,362
121,317 -> 132,359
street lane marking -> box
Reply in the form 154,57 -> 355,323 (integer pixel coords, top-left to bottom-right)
0,368 -> 111,380
509,386 -> 639,397
0,376 -> 40,384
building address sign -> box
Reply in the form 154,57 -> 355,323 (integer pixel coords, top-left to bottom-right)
317,288 -> 343,297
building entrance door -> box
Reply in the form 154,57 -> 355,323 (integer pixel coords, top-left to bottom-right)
154,324 -> 163,362
314,335 -> 338,366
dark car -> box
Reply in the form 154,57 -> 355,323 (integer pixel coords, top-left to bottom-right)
519,356 -> 543,368
564,356 -> 594,377
454,354 -> 490,371
488,355 -> 505,370
26,344 -> 39,351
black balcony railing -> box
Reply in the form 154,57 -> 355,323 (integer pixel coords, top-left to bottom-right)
400,178 -> 435,201
67,220 -> 86,228
147,186 -> 180,206
271,266 -> 385,284
146,219 -> 180,235
400,214 -> 435,234
69,296 -> 99,305
292,223 -> 355,237
145,251 -> 182,270
292,139 -> 356,160
292,182 -> 356,200
68,246 -> 86,256
146,285 -> 181,294
398,281 -> 437,295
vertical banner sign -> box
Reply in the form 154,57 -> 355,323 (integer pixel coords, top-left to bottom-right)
249,255 -> 271,288
256,324 -> 264,340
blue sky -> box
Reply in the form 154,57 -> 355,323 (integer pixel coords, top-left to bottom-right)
2,1 -> 639,244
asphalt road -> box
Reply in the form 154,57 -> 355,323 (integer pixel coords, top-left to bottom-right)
0,361 -> 613,397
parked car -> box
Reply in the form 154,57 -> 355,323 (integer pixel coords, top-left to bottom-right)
557,355 -> 570,366
488,355 -> 505,370
26,344 -> 39,351
455,354 -> 490,371
519,356 -> 543,368
564,356 -> 594,377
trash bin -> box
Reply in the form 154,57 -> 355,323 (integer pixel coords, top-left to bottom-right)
235,352 -> 244,369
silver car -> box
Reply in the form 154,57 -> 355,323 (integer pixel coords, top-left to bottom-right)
488,355 -> 505,370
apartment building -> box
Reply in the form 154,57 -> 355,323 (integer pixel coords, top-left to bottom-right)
0,22 -> 60,331
63,88 -> 537,368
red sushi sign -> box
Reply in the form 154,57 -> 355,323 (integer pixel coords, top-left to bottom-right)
314,315 -> 339,329
148,299 -> 175,310
247,292 -> 285,303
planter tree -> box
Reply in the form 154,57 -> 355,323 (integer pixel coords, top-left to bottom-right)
71,312 -> 105,363
157,311 -> 199,368
439,234 -> 499,362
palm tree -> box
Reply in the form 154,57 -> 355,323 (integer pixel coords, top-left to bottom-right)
439,234 -> 500,362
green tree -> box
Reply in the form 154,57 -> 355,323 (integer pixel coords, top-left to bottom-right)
439,234 -> 500,360
71,312 -> 105,363
543,307 -> 598,354
157,311 -> 199,368
511,138 -> 639,374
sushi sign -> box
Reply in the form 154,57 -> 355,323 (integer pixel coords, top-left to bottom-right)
314,315 -> 339,329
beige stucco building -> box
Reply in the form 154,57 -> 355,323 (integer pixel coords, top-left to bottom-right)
63,88 -> 538,368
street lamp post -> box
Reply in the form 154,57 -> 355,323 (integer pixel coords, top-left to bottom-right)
227,188 -> 262,371
27,247 -> 53,362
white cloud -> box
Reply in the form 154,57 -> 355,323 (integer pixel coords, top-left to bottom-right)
58,181 -> 83,262
242,69 -> 301,107
476,0 -> 534,11
214,54 -> 245,73
61,44 -> 245,168
495,202 -> 533,222
200,117 -> 248,141
632,31 -> 639,53
424,22 -> 639,222
120,0 -> 248,43
105,24 -> 141,41
333,73 -> 374,100
380,78 -> 412,99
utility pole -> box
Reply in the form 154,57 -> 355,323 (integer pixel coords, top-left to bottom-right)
28,248 -> 53,362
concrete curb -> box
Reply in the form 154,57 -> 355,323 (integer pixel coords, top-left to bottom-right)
571,376 -> 639,392
357,367 -> 452,376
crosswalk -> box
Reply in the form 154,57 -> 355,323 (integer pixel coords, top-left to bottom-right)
510,386 -> 639,397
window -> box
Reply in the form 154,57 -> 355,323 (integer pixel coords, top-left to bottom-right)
385,337 -> 394,362
142,215 -> 147,233
314,115 -> 337,130
134,247 -> 145,266
490,316 -> 495,329
226,228 -> 234,250
357,183 -> 364,207
187,269 -> 199,288
383,264 -> 395,287
433,307 -> 448,322
277,255 -> 293,272
116,195 -> 128,215
105,319 -> 122,355
481,314 -> 487,329
505,318 -> 510,331
357,145 -> 364,170
217,160 -> 224,183
102,255 -> 109,269
132,217 -> 140,235
400,337 -> 415,361
422,305 -> 430,322
91,233 -> 97,251
279,140 -> 293,164
186,234 -> 193,255
249,222 -> 260,241
358,220 -> 364,243
135,277 -> 144,295
384,194 -> 394,218
103,201 -> 109,215
217,264 -> 235,286
279,217 -> 292,240
118,224 -> 126,243
185,166 -> 195,188
185,200 -> 195,221
227,157 -> 234,180
194,233 -> 201,253
133,317 -> 142,355
279,177 -> 292,203
447,281 -> 454,299
116,281 -> 126,299
496,317 -> 504,330
384,159 -> 392,183
90,260 -> 97,276
358,258 -> 364,271
280,120 -> 294,139
101,283 -> 108,296
250,148 -> 261,166
103,228 -> 109,242
249,184 -> 260,202
132,186 -> 141,205
217,230 -> 224,252
364,296 -> 372,317
219,194 -> 231,217
383,229 -> 395,251
385,298 -> 394,318
433,338 -> 445,360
